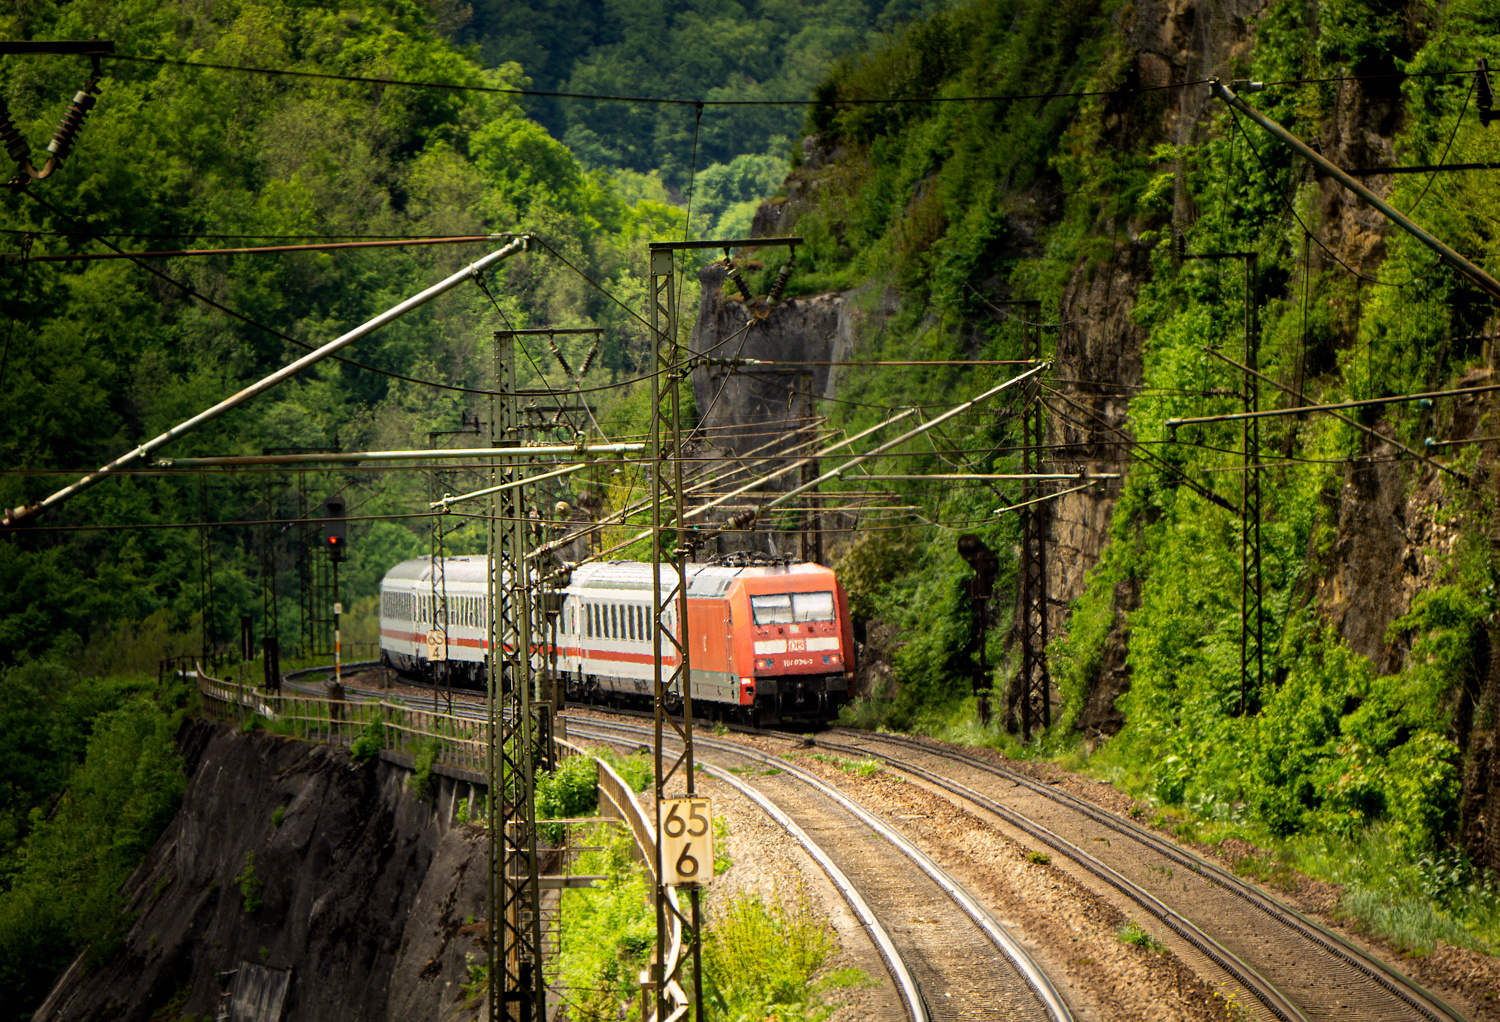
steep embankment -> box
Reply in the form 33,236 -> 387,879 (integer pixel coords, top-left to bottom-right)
33,720 -> 488,1022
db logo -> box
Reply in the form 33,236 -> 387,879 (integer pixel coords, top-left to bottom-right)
788,639 -> 806,652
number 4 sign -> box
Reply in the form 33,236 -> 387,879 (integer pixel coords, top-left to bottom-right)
659,797 -> 714,886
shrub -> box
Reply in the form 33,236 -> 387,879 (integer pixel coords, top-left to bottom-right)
537,756 -> 599,820
234,853 -> 264,913
704,891 -> 836,1022
408,740 -> 440,802
349,722 -> 387,763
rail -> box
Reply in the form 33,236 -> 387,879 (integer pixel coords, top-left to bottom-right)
194,667 -> 488,774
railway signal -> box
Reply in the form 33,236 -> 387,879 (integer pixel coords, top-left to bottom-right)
323,495 -> 348,562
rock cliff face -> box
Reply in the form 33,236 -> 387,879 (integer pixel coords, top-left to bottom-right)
686,262 -> 855,559
34,720 -> 489,1022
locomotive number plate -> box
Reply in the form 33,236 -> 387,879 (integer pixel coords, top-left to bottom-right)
425,630 -> 448,661
659,797 -> 714,886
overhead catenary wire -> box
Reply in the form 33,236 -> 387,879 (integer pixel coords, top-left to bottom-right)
106,51 -> 1488,109
559,410 -> 920,566
1198,347 -> 1466,481
7,233 -> 524,262
2,235 -> 533,528
16,189 -> 520,397
106,51 -> 1214,106
1164,380 -> 1500,428
719,365 -> 1048,533
158,442 -> 644,468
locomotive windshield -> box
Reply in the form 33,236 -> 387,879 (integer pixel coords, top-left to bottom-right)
751,591 -> 835,624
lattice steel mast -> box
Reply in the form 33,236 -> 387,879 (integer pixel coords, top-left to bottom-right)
487,330 -> 546,1022
647,244 -> 703,1022
1015,301 -> 1051,741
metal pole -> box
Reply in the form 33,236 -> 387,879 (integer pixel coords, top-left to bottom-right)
334,594 -> 342,690
5,236 -> 532,526
1013,303 -> 1051,741
489,330 -> 546,1022
648,247 -> 700,1022
1246,258 -> 1264,711
486,357 -> 499,1022
1212,80 -> 1500,300
158,443 -> 643,468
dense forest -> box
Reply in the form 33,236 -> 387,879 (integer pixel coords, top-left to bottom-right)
8,0 -> 1500,1013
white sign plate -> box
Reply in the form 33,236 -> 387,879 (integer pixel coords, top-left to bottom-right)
425,630 -> 448,661
659,797 -> 713,886
333,602 -> 343,616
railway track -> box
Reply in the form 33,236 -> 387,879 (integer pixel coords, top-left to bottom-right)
808,729 -> 1464,1022
569,718 -> 1075,1022
274,671 -> 1468,1021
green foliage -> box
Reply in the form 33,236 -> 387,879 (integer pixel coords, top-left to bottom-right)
349,721 -> 388,763
1117,920 -> 1165,953
555,823 -> 656,1021
0,0 -> 716,670
234,853 -> 264,914
713,816 -> 732,876
767,0 -> 1500,956
703,891 -> 837,1022
461,1 -> 935,186
408,739 -> 440,802
0,688 -> 186,1018
537,756 -> 600,843
270,806 -> 285,830
595,750 -> 654,793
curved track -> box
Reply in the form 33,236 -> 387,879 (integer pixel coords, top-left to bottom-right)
571,718 -> 1074,1022
812,729 -> 1464,1022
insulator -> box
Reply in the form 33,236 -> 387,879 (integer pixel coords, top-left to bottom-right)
768,262 -> 794,305
548,337 -> 574,379
0,98 -> 30,166
1480,59 -> 1495,126
724,261 -> 754,304
46,80 -> 100,164
578,336 -> 600,376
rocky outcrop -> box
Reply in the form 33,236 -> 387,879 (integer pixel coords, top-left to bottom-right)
686,262 -> 854,559
34,720 -> 489,1022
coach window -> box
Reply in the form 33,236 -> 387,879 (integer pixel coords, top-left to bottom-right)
607,604 -> 615,639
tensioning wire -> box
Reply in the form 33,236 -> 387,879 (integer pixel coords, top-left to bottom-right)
107,51 -> 1486,108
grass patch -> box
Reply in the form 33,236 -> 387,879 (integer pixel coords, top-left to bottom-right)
807,753 -> 884,778
705,889 -> 840,1022
1118,920 -> 1165,953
